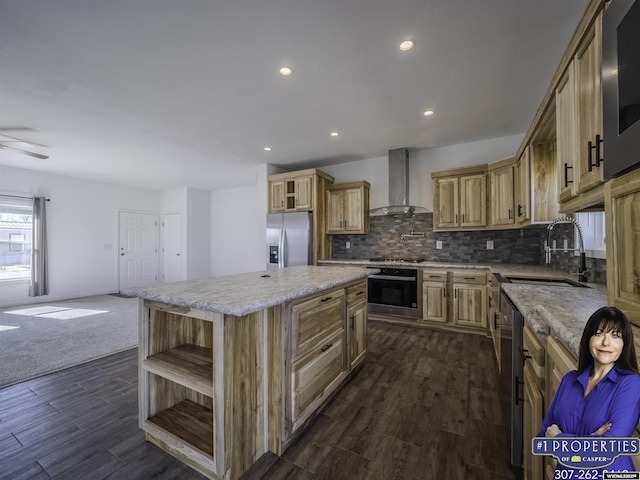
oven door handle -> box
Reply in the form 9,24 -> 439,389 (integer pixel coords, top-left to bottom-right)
368,274 -> 416,281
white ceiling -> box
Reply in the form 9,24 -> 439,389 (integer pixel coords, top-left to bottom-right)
0,0 -> 589,191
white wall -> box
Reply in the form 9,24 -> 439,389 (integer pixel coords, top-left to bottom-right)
0,165 -> 160,307
210,184 -> 263,277
321,134 -> 523,210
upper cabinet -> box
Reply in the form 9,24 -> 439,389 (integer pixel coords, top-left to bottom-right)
489,157 -> 516,227
556,65 -> 578,203
432,166 -> 487,231
605,167 -> 640,327
515,147 -> 532,224
575,11 -> 604,195
269,174 -> 314,212
326,181 -> 370,234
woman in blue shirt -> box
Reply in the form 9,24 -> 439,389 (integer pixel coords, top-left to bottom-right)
538,306 -> 640,477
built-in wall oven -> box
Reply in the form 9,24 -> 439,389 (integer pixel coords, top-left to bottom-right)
367,267 -> 418,319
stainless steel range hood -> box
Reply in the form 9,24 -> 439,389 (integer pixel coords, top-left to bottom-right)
369,148 -> 431,216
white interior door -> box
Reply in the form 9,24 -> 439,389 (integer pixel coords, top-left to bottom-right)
118,211 -> 159,291
162,213 -> 182,282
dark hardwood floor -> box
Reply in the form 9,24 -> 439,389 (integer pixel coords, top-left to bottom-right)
0,321 -> 516,480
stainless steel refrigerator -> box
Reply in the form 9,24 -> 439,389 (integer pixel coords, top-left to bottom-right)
266,212 -> 313,270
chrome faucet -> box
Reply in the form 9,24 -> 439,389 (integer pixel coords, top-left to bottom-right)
545,217 -> 588,282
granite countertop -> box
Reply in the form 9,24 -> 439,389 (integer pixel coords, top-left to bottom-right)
319,259 -> 583,279
122,265 -> 375,316
502,283 -> 640,363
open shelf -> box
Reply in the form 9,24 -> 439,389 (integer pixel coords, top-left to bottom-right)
143,344 -> 213,397
147,398 -> 214,457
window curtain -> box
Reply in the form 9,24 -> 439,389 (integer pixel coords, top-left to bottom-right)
29,196 -> 49,297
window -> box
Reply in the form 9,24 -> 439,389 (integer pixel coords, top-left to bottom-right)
575,212 -> 606,259
0,197 -> 33,280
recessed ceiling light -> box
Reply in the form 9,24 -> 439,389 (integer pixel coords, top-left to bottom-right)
330,132 -> 339,137
279,66 -> 293,76
264,146 -> 272,152
399,39 -> 415,51
423,110 -> 434,116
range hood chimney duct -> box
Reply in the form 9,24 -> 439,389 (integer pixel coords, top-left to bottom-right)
369,148 -> 430,216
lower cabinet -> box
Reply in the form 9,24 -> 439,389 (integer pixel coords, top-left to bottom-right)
347,283 -> 367,370
421,270 -> 448,323
523,325 -> 545,480
544,335 -> 578,480
452,271 -> 487,328
419,269 -> 488,332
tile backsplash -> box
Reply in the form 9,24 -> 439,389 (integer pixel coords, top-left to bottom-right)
331,213 -> 606,284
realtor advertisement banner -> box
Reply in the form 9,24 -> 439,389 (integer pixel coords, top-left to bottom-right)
532,437 -> 640,469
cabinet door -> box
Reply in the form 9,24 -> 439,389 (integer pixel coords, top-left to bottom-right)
422,281 -> 447,323
490,165 -> 515,226
295,176 -> 313,210
270,181 -> 285,212
347,300 -> 367,369
435,177 -> 459,228
343,188 -> 363,232
452,284 -> 487,328
524,363 -> 544,480
576,12 -> 604,194
556,65 -> 578,203
515,148 -> 531,224
326,190 -> 344,233
291,330 -> 344,426
460,173 -> 486,227
605,169 -> 640,324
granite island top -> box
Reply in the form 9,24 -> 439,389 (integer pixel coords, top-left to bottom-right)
123,265 -> 376,316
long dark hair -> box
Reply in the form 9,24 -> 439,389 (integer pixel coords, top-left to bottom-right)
577,306 -> 639,374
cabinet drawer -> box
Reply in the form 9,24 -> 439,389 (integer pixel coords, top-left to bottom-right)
346,281 -> 367,305
452,270 -> 487,285
291,330 -> 344,424
291,289 -> 344,358
524,325 -> 545,392
422,270 -> 447,282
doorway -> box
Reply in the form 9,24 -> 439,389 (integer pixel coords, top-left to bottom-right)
118,211 -> 159,291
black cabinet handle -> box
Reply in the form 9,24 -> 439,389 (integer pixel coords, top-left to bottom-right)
321,343 -> 333,352
595,134 -> 604,168
350,315 -> 355,329
518,204 -> 523,217
320,296 -> 333,302
563,162 -> 573,187
494,313 -> 499,330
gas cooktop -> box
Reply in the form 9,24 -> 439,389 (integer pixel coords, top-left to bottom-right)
369,257 -> 425,263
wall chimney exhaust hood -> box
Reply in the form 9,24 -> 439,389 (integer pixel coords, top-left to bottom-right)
369,148 -> 431,216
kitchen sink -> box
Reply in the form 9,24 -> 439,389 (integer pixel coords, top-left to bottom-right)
505,276 -> 589,287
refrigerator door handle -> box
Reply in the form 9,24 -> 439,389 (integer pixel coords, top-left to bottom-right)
279,228 -> 285,268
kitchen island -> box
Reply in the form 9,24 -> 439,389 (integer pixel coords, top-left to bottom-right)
124,265 -> 373,480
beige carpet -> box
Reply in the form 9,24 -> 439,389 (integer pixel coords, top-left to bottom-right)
0,294 -> 138,388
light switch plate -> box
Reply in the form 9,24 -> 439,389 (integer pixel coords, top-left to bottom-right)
346,241 -> 351,249
486,240 -> 494,250
436,240 -> 443,249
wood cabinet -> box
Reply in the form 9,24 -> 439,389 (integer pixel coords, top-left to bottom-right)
515,147 -> 531,224
346,281 -> 367,369
489,157 -> 516,227
452,270 -> 487,329
575,11 -> 604,195
605,167 -> 640,327
419,269 -> 488,332
326,181 -> 370,234
269,175 -> 313,212
556,65 -> 578,204
421,270 -> 448,323
544,335 -> 578,480
523,325 -> 545,480
432,166 -> 487,231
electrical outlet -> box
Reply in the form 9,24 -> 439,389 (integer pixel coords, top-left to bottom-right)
486,240 -> 494,250
346,241 -> 351,249
436,240 -> 443,249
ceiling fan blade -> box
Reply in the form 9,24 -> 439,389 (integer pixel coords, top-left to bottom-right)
0,144 -> 49,159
